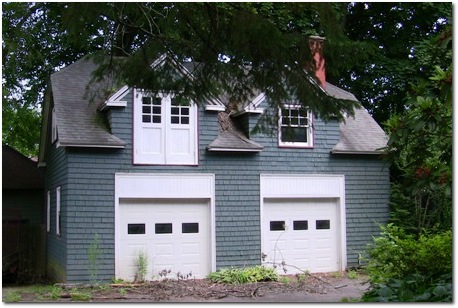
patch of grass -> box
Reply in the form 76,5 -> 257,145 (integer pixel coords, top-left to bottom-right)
330,271 -> 344,278
279,276 -> 291,284
69,289 -> 92,301
340,297 -> 360,302
35,285 -> 63,300
347,270 -> 359,279
112,278 -> 126,284
96,284 -> 109,291
4,291 -> 22,302
296,273 -> 309,283
119,288 -> 128,296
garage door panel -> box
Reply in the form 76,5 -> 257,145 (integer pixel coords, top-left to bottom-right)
119,200 -> 210,281
268,238 -> 287,250
155,243 -> 174,255
293,239 -> 309,251
316,238 -> 331,249
293,257 -> 310,267
263,198 -> 340,274
181,242 -> 200,255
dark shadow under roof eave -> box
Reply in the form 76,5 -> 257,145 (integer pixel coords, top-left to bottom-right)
58,142 -> 126,149
330,150 -> 386,155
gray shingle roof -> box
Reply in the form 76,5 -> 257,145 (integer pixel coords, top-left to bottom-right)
45,56 -> 386,155
331,106 -> 388,154
325,82 -> 358,101
50,56 -> 126,148
324,82 -> 388,154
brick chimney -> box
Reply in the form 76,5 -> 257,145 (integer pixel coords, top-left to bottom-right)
309,36 -> 326,90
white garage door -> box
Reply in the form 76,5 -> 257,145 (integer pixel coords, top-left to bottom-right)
118,199 -> 210,281
262,198 -> 340,274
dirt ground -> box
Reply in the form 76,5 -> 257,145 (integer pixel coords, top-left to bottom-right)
2,272 -> 370,303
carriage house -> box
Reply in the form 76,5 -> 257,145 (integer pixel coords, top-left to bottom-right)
38,47 -> 389,283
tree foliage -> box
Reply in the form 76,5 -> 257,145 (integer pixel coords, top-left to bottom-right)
2,2 -> 108,156
3,2 -> 368,156
382,26 -> 452,234
341,2 -> 452,124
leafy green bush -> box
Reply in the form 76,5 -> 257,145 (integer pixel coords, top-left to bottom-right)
208,266 -> 278,284
362,273 -> 452,302
365,224 -> 452,283
363,224 -> 452,302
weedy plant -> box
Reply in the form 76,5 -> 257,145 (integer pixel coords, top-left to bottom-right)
34,285 -> 63,301
347,270 -> 359,280
87,233 -> 102,285
135,250 -> 149,283
119,288 -> 128,296
69,289 -> 92,301
4,291 -> 22,303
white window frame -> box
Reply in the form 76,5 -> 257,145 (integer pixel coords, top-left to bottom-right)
56,187 -> 61,236
46,190 -> 51,233
133,90 -> 198,165
51,107 -> 57,143
278,104 -> 314,148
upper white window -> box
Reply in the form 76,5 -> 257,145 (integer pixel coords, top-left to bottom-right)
278,105 -> 313,148
133,90 -> 198,165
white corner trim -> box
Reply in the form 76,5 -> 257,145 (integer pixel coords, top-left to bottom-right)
230,93 -> 266,116
110,85 -> 130,101
248,93 -> 266,110
104,100 -> 128,108
207,147 -> 262,152
205,104 -> 226,112
150,54 -> 195,81
100,85 -> 130,110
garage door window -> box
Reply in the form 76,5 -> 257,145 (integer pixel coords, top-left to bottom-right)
270,221 -> 285,231
155,223 -> 173,234
316,220 -> 330,230
293,220 -> 308,230
182,223 -> 199,233
128,224 -> 145,234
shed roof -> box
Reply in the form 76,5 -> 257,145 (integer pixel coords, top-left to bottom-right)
323,83 -> 388,154
331,106 -> 389,154
2,145 -> 44,190
50,56 -> 126,148
207,112 -> 263,152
